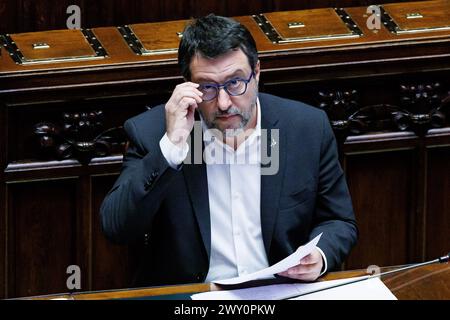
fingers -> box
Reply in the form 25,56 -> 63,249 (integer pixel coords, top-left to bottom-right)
300,253 -> 317,265
173,82 -> 204,105
278,270 -> 319,282
174,90 -> 203,106
166,82 -> 204,111
165,82 -> 203,147
283,262 -> 318,275
175,97 -> 199,116
276,250 -> 323,282
277,263 -> 320,281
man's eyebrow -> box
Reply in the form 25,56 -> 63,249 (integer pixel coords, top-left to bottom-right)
197,69 -> 248,83
225,69 -> 247,78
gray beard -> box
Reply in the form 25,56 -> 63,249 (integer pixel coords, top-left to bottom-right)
201,98 -> 257,137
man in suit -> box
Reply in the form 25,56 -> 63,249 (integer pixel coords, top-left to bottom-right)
100,14 -> 357,287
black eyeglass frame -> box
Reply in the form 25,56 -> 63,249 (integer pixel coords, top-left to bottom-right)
198,72 -> 255,102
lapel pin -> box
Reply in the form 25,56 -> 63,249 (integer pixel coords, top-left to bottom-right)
270,138 -> 277,148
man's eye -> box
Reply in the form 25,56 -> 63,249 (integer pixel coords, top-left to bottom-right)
228,79 -> 241,87
201,85 -> 215,91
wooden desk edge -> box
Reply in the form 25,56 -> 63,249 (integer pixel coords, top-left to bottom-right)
19,263 -> 449,300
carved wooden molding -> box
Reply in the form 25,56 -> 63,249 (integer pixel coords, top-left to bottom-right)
33,110 -> 127,164
318,83 -> 449,139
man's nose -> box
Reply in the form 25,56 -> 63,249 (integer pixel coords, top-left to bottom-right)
217,88 -> 232,111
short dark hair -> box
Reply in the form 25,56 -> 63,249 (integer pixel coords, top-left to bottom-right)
178,14 -> 258,80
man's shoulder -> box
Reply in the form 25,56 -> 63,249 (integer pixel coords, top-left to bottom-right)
126,104 -> 165,127
124,104 -> 166,138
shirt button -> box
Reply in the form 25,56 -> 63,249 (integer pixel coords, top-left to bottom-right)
196,273 -> 204,281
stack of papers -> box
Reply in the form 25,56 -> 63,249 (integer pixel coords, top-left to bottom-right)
191,277 -> 397,300
191,233 -> 397,300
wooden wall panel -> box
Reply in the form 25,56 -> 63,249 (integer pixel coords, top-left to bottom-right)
0,0 -> 421,34
91,174 -> 135,291
0,102 -> 6,298
0,0 -> 17,34
0,183 -> 4,298
81,0 -> 131,29
7,179 -> 77,298
19,0 -> 75,32
344,151 -> 414,269
223,0 -> 268,17
426,147 -> 450,260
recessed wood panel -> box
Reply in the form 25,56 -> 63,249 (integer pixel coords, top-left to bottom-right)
382,0 -> 450,32
10,30 -> 97,62
345,151 -> 414,269
8,179 -> 77,298
426,147 -> 450,260
91,174 -> 136,291
0,183 -> 6,299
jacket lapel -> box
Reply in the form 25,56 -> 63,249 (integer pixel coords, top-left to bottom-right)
182,123 -> 211,261
259,94 -> 286,259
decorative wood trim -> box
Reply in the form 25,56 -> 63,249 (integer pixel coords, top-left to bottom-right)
33,110 -> 127,164
318,83 -> 450,140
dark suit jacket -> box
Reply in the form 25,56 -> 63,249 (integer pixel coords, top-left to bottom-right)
100,92 -> 357,286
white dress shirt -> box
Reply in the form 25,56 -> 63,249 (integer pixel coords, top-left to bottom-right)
159,99 -> 327,282
201,101 -> 269,282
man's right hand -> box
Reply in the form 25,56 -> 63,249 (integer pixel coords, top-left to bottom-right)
165,82 -> 203,148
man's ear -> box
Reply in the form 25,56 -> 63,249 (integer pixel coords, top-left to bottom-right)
254,60 -> 261,84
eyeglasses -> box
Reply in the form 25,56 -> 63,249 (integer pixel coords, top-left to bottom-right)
198,72 -> 254,102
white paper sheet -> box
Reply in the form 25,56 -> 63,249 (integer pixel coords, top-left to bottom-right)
291,277 -> 397,300
191,276 -> 397,300
212,233 -> 322,285
192,283 -> 301,300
